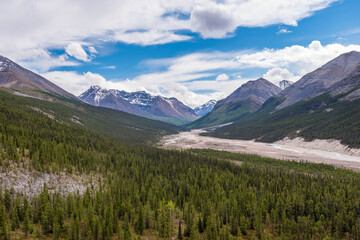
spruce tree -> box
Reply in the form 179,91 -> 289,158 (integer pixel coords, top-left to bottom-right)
177,222 -> 183,239
136,206 -> 144,235
123,213 -> 131,240
23,207 -> 30,237
0,205 -> 8,239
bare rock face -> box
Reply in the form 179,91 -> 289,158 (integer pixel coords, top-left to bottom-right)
79,86 -> 198,124
279,80 -> 293,90
215,78 -> 282,111
276,51 -> 360,109
0,55 -> 75,99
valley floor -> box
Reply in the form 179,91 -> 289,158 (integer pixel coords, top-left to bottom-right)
160,129 -> 360,170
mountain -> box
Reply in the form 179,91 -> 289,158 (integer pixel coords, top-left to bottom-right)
194,99 -> 217,117
209,51 -> 360,147
187,78 -> 281,129
276,51 -> 360,109
0,56 -> 180,143
279,80 -> 293,90
0,55 -> 75,100
79,86 -> 198,125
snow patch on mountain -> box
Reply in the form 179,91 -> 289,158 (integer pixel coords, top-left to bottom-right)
79,85 -> 198,124
194,99 -> 217,117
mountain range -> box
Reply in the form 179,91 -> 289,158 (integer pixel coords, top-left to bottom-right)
1,51 -> 360,147
79,86 -> 199,125
207,51 -> 360,147
0,55 -> 180,144
187,78 -> 282,129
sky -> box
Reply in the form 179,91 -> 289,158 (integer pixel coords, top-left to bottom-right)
1,0 -> 360,107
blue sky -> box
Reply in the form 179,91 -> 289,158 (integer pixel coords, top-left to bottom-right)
1,0 -> 360,107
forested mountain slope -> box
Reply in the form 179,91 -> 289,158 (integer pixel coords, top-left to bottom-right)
209,92 -> 360,147
208,51 -> 360,147
1,94 -> 360,239
0,89 -> 179,144
187,78 -> 281,129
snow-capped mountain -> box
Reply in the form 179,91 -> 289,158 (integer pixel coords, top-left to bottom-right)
194,100 -> 217,117
279,80 -> 293,90
79,86 -> 199,125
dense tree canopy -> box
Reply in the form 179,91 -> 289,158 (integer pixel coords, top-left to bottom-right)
1,90 -> 360,239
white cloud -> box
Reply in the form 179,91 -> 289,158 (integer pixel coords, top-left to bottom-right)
216,73 -> 230,81
88,46 -> 98,54
0,0 -> 339,69
103,66 -> 116,70
113,30 -> 192,46
263,68 -> 298,85
42,41 -> 360,107
14,49 -> 78,72
65,43 -> 90,62
42,71 -> 107,95
277,28 -> 292,34
233,41 -> 360,76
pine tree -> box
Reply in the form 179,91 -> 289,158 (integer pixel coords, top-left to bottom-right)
136,206 -> 144,235
11,203 -> 20,230
144,202 -> 151,229
190,220 -> 199,240
23,207 -> 30,237
230,217 -> 238,236
177,222 -> 183,239
239,215 -> 247,235
123,213 -> 131,240
3,189 -> 11,212
0,205 -> 8,239
198,215 -> 204,233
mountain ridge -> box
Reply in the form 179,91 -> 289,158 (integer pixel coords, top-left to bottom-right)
0,55 -> 76,100
276,51 -> 360,109
187,78 -> 281,129
208,51 -> 360,147
79,85 -> 198,125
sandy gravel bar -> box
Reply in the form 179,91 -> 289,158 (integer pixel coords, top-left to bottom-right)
160,129 -> 360,170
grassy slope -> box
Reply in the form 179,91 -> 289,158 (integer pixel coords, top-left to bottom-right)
209,92 -> 360,148
0,89 -> 180,144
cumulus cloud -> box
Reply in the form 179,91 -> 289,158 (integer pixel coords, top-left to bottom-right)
65,43 -> 90,62
13,49 -> 78,73
216,73 -> 230,81
263,68 -> 297,85
190,3 -> 236,38
88,46 -> 98,54
42,41 -> 360,107
233,41 -> 360,75
0,0 -> 339,68
42,71 -> 107,95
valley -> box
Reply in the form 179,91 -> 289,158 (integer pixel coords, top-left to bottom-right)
2,1 -> 360,239
160,128 -> 360,170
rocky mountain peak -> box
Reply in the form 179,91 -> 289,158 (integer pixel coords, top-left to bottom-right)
194,99 -> 217,117
277,51 -> 360,109
219,78 -> 282,107
279,80 -> 293,90
79,86 -> 198,125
